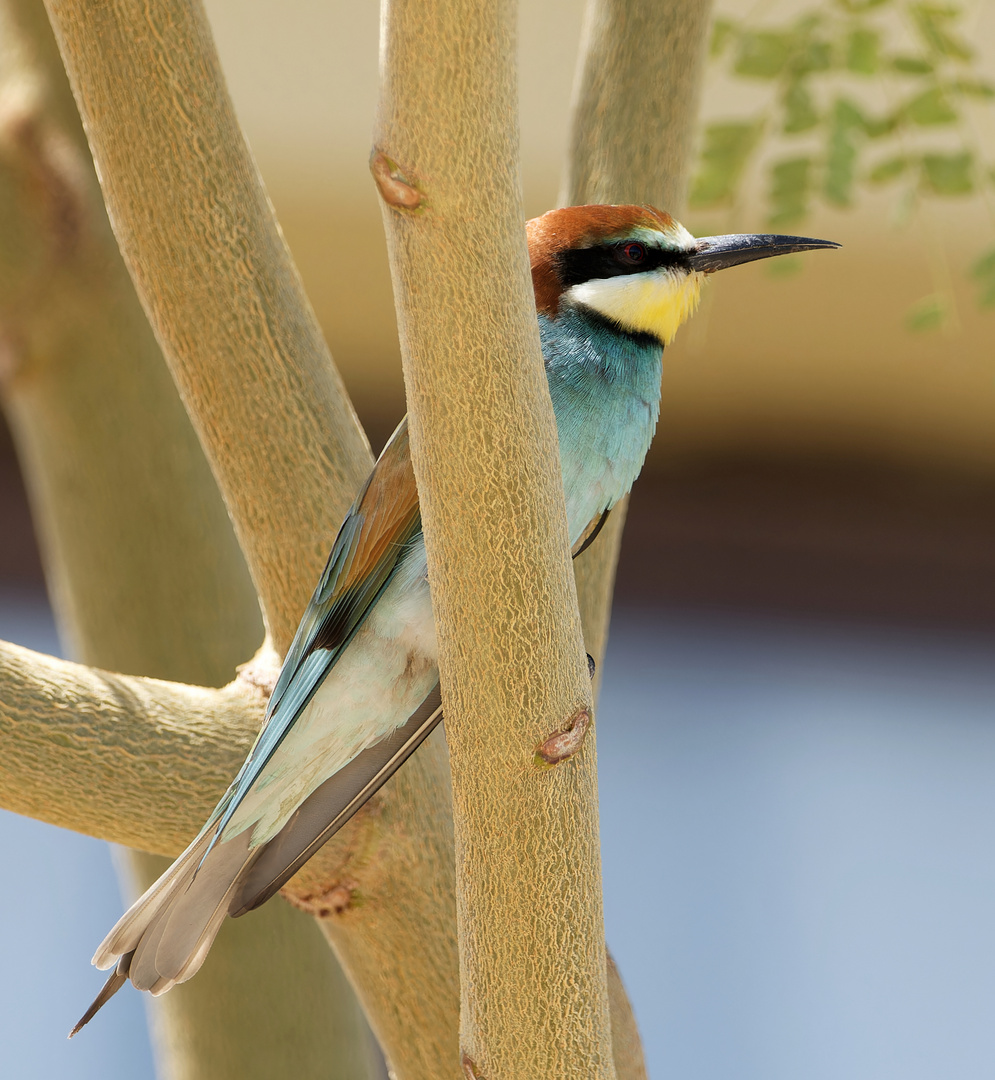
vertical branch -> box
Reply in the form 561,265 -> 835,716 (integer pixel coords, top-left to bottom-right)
566,0 -> 714,675
565,0 -> 714,678
0,2 -> 381,1078
374,1 -> 614,1078
563,0 -> 714,211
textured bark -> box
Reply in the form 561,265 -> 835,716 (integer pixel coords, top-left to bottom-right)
42,0 -> 373,653
562,0 -> 714,212
374,2 -> 614,1078
0,0 -> 717,1076
0,640 -> 263,849
607,952 -> 649,1080
0,3 -> 380,1077
567,0 -> 714,679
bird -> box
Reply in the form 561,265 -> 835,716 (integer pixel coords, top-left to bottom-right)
71,204 -> 838,1034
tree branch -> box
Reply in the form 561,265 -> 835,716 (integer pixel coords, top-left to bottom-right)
0,639 -> 262,848
563,4 -> 715,1076
562,0 -> 714,211
374,2 -> 614,1077
43,0 -> 373,654
1,2 -> 717,1077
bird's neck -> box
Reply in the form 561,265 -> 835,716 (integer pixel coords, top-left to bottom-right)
540,304 -> 664,545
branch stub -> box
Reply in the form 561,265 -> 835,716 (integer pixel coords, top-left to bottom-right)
370,150 -> 425,211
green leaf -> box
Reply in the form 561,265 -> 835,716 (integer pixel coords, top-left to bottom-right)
835,98 -> 868,128
862,112 -> 899,138
783,81 -> 819,133
689,121 -> 765,208
768,157 -> 812,225
734,31 -> 794,78
891,55 -> 934,75
867,156 -> 909,183
905,294 -> 948,331
831,97 -> 895,138
948,79 -> 995,100
792,37 -> 833,76
903,86 -> 958,125
908,4 -> 973,62
921,152 -> 973,195
711,18 -> 738,59
846,28 -> 880,73
824,100 -> 862,205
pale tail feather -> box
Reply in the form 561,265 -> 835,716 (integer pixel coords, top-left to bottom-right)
93,830 -> 214,969
139,828 -> 256,991
74,684 -> 443,1035
74,827 -> 256,1031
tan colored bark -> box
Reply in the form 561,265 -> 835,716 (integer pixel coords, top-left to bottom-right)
0,640 -> 262,849
374,2 -> 613,1078
567,0 -> 714,676
607,952 -> 649,1080
562,0 -> 714,212
0,3 -> 380,1077
42,0 -> 373,653
0,0 -> 715,1075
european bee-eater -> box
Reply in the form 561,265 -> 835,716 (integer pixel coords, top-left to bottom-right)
72,204 -> 837,1032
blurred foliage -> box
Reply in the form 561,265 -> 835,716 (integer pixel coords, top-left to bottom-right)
691,0 -> 995,326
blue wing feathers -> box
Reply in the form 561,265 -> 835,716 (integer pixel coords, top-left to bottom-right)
203,419 -> 423,851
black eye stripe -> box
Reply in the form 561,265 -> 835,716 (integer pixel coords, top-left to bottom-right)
555,242 -> 691,289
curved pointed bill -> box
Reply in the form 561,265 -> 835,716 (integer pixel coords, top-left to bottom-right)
688,233 -> 840,273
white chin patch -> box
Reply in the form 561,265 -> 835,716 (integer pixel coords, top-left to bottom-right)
567,268 -> 703,345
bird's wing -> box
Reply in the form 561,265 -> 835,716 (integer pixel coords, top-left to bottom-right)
209,417 -> 422,841
571,507 -> 611,558
227,683 -> 444,916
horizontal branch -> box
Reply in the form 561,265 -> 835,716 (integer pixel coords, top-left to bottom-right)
0,637 -> 265,852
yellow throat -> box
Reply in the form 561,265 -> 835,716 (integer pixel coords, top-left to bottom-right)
567,267 -> 705,345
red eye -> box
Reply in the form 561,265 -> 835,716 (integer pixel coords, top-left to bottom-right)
621,242 -> 646,263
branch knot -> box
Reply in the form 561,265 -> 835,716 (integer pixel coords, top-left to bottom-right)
534,706 -> 592,768
370,150 -> 425,211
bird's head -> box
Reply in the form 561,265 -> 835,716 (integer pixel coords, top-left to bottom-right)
527,204 -> 839,346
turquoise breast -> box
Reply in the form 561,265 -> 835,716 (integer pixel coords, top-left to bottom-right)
539,307 -> 664,544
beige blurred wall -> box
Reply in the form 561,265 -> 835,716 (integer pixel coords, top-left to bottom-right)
202,0 -> 995,474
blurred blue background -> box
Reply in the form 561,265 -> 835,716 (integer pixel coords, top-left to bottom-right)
4,585 -> 995,1078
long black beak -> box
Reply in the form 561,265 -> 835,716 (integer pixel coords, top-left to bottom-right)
687,233 -> 840,273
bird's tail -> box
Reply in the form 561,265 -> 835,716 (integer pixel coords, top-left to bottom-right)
70,823 -> 257,1037
70,685 -> 445,1037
